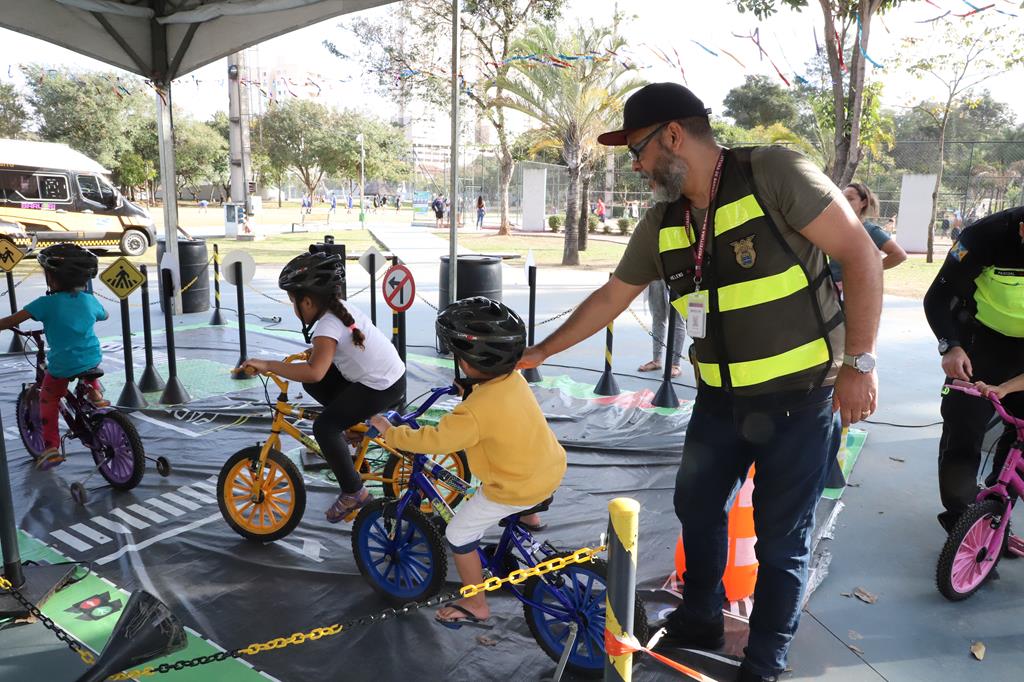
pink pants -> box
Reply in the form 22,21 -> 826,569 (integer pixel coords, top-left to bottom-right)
40,372 -> 100,450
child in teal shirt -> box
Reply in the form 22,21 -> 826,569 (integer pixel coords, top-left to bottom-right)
0,244 -> 108,468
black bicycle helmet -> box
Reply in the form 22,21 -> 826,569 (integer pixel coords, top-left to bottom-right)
278,252 -> 345,295
436,297 -> 526,376
36,243 -> 98,285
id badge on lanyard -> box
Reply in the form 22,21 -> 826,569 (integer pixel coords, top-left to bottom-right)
683,150 -> 725,341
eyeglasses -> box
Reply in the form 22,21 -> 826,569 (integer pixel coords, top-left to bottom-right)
627,122 -> 669,163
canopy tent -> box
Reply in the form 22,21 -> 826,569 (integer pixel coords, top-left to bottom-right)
0,0 -> 396,309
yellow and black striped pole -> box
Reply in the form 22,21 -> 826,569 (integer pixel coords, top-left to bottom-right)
210,243 -> 226,326
604,497 -> 639,681
594,274 -> 621,396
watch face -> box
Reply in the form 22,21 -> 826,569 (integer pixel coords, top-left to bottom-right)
938,339 -> 949,354
856,354 -> 876,372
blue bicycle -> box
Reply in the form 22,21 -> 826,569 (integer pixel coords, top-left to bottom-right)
351,385 -> 649,678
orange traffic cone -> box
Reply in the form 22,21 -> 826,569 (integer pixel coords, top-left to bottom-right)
674,465 -> 758,602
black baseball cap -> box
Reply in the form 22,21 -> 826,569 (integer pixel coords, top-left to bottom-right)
597,82 -> 711,146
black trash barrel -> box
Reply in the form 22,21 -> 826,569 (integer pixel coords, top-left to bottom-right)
156,238 -> 210,314
437,255 -> 502,351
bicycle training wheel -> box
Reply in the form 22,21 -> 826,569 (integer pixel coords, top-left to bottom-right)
382,450 -> 471,513
218,446 -> 306,542
352,498 -> 447,603
16,385 -> 46,459
936,498 -> 1005,601
90,411 -> 146,490
523,554 -> 649,678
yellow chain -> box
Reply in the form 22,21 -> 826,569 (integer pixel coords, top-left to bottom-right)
236,624 -> 345,656
0,576 -> 9,590
459,545 -> 606,598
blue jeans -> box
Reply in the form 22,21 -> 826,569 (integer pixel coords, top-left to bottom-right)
674,384 -> 840,676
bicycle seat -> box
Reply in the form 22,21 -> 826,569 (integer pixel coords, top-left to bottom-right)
499,495 -> 553,527
75,368 -> 105,382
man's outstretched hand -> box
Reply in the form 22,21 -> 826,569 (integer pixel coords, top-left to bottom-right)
517,346 -> 546,370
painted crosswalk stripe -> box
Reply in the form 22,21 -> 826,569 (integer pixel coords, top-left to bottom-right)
50,529 -> 91,552
90,516 -> 133,535
162,492 -> 201,511
146,497 -> 186,517
69,523 -> 111,545
109,508 -> 150,530
127,504 -> 167,524
177,486 -> 216,505
192,481 -> 217,495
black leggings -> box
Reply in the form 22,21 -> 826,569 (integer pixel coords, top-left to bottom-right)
303,365 -> 406,494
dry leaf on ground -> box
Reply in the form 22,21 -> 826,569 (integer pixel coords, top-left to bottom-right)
853,587 -> 878,604
971,641 -> 986,661
477,635 -> 498,647
848,630 -> 863,640
849,644 -> 865,655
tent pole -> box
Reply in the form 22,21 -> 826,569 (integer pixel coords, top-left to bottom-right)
154,83 -> 182,314
447,0 -> 460,308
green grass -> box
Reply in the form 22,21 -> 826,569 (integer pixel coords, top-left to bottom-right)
883,254 -> 943,298
432,232 -> 627,271
152,201 -> 415,231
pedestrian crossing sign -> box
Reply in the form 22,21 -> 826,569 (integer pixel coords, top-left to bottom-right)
0,237 -> 23,272
100,257 -> 145,300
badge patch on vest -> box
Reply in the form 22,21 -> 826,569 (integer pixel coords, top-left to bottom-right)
949,241 -> 969,262
730,236 -> 757,268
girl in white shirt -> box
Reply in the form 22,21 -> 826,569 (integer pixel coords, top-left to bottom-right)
242,252 -> 406,521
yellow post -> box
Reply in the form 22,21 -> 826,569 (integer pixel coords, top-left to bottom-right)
604,497 -> 639,682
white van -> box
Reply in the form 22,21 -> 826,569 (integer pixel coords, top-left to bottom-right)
0,139 -> 156,256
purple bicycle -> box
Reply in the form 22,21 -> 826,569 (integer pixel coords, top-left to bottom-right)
936,379 -> 1024,601
13,328 -> 168,505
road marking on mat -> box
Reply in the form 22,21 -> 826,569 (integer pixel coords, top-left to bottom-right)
145,497 -> 187,517
95,513 -> 222,565
49,529 -> 92,552
177,485 -> 217,504
162,492 -> 201,511
133,412 -> 199,437
126,504 -> 167,523
69,523 -> 112,545
109,508 -> 151,530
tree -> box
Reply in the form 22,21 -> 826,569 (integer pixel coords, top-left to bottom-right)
207,111 -> 231,200
346,0 -> 565,236
735,0 -> 907,186
0,83 -> 28,138
259,99 -> 347,198
23,66 -> 152,181
900,16 -> 1024,261
499,21 -> 643,265
174,118 -> 228,200
723,75 -> 799,129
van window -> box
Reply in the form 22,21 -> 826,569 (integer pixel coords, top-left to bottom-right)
0,171 -> 39,201
78,174 -> 102,203
38,175 -> 69,201
98,176 -> 116,204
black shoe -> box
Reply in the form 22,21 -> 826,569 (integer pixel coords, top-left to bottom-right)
736,663 -> 779,682
655,607 -> 725,650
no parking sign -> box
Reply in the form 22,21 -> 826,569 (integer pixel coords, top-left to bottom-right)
382,263 -> 415,313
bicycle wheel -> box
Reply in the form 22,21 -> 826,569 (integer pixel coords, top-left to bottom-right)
523,554 -> 649,679
352,498 -> 447,603
382,450 -> 470,513
16,385 -> 46,459
936,498 -> 1006,601
89,411 -> 146,490
218,446 -> 306,542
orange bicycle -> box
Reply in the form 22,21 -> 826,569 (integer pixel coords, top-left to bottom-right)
216,351 -> 470,542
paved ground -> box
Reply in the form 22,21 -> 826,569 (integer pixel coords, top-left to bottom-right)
1,218 -> 1019,681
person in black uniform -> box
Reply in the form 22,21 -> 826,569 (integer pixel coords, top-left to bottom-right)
924,206 -> 1024,532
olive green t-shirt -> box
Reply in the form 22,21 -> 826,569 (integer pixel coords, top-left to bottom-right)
614,145 -> 847,386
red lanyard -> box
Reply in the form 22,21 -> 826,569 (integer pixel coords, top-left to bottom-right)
684,150 -> 725,290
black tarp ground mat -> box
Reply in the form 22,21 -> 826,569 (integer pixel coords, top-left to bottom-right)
0,325 -> 860,681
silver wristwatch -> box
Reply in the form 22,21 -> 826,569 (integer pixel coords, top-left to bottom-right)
843,352 -> 876,374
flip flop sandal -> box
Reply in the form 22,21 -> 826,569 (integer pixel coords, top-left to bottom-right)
35,450 -> 66,471
435,604 -> 493,630
637,361 -> 662,372
671,366 -> 682,378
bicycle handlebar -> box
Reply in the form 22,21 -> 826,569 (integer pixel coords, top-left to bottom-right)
945,379 -> 1024,428
11,327 -> 43,340
365,385 -> 459,438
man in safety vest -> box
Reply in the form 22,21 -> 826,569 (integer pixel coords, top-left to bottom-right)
924,207 -> 1024,533
518,83 -> 883,682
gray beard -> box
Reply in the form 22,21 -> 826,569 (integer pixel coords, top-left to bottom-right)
647,156 -> 688,203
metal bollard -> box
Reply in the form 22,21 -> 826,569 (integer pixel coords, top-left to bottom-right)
651,294 -> 680,409
210,243 -> 225,326
230,261 -> 249,380
137,265 -> 165,393
4,271 -> 24,354
390,256 -> 407,405
522,263 -> 542,384
593,277 -> 620,396
158,268 -> 191,405
368,252 -> 377,326
604,497 -> 640,682
114,294 -> 147,410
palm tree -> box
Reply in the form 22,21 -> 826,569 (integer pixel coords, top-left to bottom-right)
498,22 -> 643,265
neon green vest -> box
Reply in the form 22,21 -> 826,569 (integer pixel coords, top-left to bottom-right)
975,266 -> 1024,337
658,148 -> 843,395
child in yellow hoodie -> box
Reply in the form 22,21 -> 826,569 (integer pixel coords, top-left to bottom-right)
371,297 -> 566,629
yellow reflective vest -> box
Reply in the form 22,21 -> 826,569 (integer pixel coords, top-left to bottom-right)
975,266 -> 1024,338
659,148 -> 844,396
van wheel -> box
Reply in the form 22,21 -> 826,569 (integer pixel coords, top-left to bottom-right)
119,230 -> 148,257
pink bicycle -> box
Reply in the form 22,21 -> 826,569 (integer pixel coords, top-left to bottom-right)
936,379 -> 1024,601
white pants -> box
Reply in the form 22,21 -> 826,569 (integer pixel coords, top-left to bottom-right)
445,491 -> 528,553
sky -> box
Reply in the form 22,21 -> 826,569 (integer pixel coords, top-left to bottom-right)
1,0 -> 1022,141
